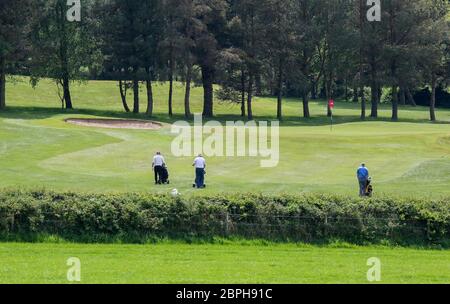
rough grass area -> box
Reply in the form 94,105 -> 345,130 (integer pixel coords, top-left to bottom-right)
1,241 -> 449,284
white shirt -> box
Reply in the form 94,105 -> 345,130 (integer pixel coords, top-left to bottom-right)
193,157 -> 206,169
153,155 -> 165,167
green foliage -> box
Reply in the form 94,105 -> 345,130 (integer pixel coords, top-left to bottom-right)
1,190 -> 449,246
0,0 -> 31,109
0,0 -> 30,60
29,0 -> 99,82
99,0 -> 163,78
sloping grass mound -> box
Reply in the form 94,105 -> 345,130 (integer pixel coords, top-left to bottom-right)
0,190 -> 449,246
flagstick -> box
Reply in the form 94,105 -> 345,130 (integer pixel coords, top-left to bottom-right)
328,100 -> 335,132
330,111 -> 333,132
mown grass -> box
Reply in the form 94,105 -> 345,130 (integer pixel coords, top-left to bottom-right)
1,77 -> 450,197
0,241 -> 449,284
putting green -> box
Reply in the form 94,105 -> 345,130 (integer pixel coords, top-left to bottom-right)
1,77 -> 450,197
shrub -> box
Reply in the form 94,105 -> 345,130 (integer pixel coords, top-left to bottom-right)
0,190 -> 449,246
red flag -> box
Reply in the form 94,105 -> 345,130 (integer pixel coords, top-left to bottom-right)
328,99 -> 335,109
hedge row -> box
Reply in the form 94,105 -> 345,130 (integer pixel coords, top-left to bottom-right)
0,190 -> 449,246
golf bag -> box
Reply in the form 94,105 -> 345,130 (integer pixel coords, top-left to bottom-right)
193,169 -> 206,188
161,166 -> 170,184
365,180 -> 373,197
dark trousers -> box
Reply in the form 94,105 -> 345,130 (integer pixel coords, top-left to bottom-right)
358,179 -> 367,196
195,168 -> 205,188
154,166 -> 163,184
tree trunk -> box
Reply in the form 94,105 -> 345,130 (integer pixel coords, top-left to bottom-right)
352,85 -> 359,103
360,86 -> 366,120
255,72 -> 262,96
201,65 -> 214,117
168,57 -> 174,117
277,61 -> 283,120
430,74 -> 437,122
132,70 -> 139,114
62,74 -> 73,109
0,57 -> 5,110
388,2 -> 398,121
344,77 -> 349,101
359,0 -> 364,120
145,68 -> 154,116
406,87 -> 416,106
269,68 -> 275,96
377,86 -> 382,104
370,62 -> 378,118
311,81 -> 318,100
399,86 -> 406,105
247,73 -> 254,120
302,90 -> 310,118
277,89 -> 282,120
370,83 -> 378,118
58,3 -> 73,110
325,76 -> 332,117
184,63 -> 192,118
391,85 -> 398,120
119,80 -> 130,112
240,68 -> 246,117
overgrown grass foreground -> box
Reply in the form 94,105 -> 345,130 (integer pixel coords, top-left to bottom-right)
1,190 -> 449,247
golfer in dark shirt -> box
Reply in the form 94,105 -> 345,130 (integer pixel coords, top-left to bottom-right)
356,163 -> 369,197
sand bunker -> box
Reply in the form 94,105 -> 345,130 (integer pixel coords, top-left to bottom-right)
65,118 -> 163,130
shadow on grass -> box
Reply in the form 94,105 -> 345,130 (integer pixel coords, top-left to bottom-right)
1,105 -> 450,127
1,232 -> 449,249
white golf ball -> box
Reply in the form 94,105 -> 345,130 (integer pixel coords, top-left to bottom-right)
171,189 -> 179,197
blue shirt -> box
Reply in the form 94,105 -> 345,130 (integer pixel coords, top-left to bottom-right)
357,167 -> 369,180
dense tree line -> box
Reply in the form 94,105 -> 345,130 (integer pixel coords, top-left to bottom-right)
0,0 -> 449,121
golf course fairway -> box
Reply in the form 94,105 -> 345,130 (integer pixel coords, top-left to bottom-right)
1,78 -> 450,197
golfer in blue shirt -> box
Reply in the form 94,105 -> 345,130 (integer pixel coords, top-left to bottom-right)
357,163 -> 369,197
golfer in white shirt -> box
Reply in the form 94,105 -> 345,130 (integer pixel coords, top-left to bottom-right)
152,152 -> 166,184
193,154 -> 206,188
